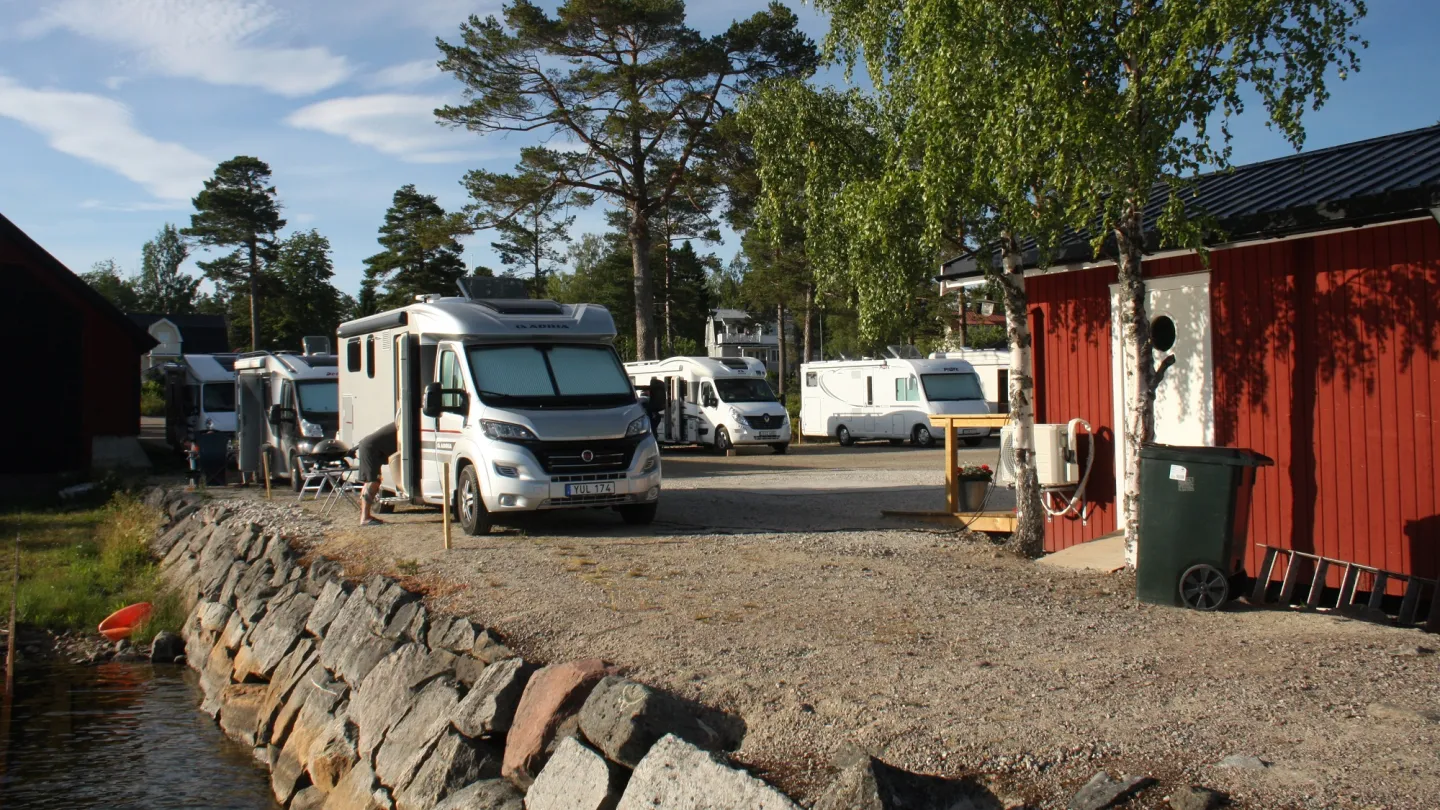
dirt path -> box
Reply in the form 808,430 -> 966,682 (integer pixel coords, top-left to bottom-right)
216,449 -> 1438,809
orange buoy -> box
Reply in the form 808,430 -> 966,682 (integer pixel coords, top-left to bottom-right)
98,602 -> 153,642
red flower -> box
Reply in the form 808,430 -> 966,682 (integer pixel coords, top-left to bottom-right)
980,464 -> 991,471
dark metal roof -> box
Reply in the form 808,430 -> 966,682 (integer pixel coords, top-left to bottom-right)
128,313 -> 231,354
941,123 -> 1440,279
0,212 -> 157,349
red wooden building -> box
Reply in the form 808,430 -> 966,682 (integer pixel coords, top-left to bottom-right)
0,212 -> 157,490
940,125 -> 1440,588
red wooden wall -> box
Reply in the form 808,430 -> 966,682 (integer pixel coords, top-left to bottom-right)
1027,218 -> 1440,581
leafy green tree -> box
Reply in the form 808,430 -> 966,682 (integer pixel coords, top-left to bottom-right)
435,0 -> 817,360
362,184 -> 469,312
80,258 -> 141,311
136,224 -> 200,314
184,156 -> 286,351
467,163 -> 593,297
267,230 -> 349,349
548,233 -> 638,354
662,241 -> 718,353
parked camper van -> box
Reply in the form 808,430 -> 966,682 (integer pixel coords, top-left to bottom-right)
928,349 -> 1009,418
234,339 -> 341,491
337,293 -> 661,535
624,356 -> 791,453
161,353 -> 238,450
799,351 -> 991,447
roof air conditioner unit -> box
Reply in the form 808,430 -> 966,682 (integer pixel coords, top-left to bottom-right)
996,424 -> 1079,488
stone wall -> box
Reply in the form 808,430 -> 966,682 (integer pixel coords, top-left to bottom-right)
148,489 -> 824,810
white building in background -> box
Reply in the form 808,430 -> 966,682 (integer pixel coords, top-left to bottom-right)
704,308 -> 782,371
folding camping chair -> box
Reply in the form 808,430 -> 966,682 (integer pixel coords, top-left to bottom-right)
320,464 -> 362,516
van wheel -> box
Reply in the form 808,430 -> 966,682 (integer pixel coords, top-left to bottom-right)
963,437 -> 984,448
913,425 -> 934,447
618,503 -> 657,525
836,425 -> 854,447
455,466 -> 491,535
713,427 -> 732,454
289,452 -> 304,492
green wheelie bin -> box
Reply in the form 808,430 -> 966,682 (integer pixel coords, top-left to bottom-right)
1135,443 -> 1273,610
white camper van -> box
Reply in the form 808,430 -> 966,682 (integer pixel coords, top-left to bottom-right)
161,353 -> 238,450
928,348 -> 1010,417
800,352 -> 992,447
337,294 -> 661,535
624,356 -> 791,453
234,339 -> 341,491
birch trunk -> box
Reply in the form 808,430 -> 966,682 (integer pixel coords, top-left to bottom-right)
1115,201 -> 1154,563
997,239 -> 1043,556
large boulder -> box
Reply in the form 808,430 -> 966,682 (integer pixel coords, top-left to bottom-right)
502,659 -> 616,788
615,734 -> 799,810
307,718 -> 361,795
472,629 -> 515,666
1067,772 -> 1154,810
254,639 -> 318,746
318,586 -> 400,688
292,787 -> 327,810
812,756 -> 1001,810
149,630 -> 185,663
578,676 -> 727,768
431,780 -> 523,810
453,658 -> 532,739
351,644 -> 457,760
432,617 -> 480,655
366,575 -> 419,628
217,684 -> 269,747
308,579 -> 353,637
321,760 -> 390,810
199,642 -> 237,716
237,592 -> 317,680
373,679 -> 463,789
393,729 -> 501,810
272,673 -> 350,805
525,736 -> 623,810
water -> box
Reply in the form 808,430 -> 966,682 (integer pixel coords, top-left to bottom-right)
0,660 -> 280,810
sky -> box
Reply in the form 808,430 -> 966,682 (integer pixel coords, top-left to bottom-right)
2,0 -> 1438,303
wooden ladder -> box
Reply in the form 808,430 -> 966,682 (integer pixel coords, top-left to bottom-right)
1250,545 -> 1439,632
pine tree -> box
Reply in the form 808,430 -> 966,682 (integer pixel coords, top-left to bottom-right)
80,259 -> 141,311
267,230 -> 349,349
362,185 -> 468,309
136,224 -> 200,313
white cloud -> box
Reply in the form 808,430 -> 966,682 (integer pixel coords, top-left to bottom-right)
369,59 -> 442,89
286,94 -> 496,163
80,199 -> 188,212
103,76 -> 130,91
0,76 -> 211,200
21,0 -> 350,97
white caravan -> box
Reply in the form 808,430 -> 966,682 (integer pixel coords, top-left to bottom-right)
161,353 -> 238,450
928,348 -> 1010,417
337,294 -> 661,534
234,339 -> 341,491
624,356 -> 791,453
799,353 -> 992,447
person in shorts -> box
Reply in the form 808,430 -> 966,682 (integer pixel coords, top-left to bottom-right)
357,419 -> 398,526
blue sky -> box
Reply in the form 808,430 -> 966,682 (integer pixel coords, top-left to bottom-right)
1,0 -> 1437,303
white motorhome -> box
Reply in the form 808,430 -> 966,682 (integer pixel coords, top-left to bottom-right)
799,351 -> 992,447
337,294 -> 661,535
234,339 -> 341,490
161,353 -> 238,450
928,348 -> 1010,417
624,356 -> 791,453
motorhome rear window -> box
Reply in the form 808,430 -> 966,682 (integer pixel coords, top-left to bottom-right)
468,344 -> 634,406
346,339 -> 361,372
920,373 -> 984,402
202,384 -> 235,412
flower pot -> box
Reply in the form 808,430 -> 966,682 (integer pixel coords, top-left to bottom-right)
957,477 -> 991,512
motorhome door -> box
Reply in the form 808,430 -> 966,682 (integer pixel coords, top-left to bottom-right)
667,377 -> 687,443
236,373 -> 266,473
422,345 -> 469,503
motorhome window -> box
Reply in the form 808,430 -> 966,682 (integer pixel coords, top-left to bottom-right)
346,339 -> 361,372
296,382 -> 339,415
895,377 -> 919,402
805,372 -> 817,387
438,351 -> 466,409
467,344 -> 633,407
920,373 -> 985,401
714,378 -> 776,403
866,377 -> 873,405
365,336 -> 376,379
202,384 -> 235,412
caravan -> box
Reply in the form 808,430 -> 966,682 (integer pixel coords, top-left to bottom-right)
624,356 -> 791,453
928,348 -> 1010,417
337,290 -> 661,535
161,353 -> 238,451
234,338 -> 341,491
800,350 -> 992,447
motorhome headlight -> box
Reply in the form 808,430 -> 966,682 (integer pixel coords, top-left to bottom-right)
481,420 -> 537,442
297,441 -> 315,455
640,454 -> 659,474
625,415 -> 649,437
300,419 -> 324,438
727,406 -> 744,423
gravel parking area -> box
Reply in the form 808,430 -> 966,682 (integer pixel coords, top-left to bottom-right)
218,442 -> 1438,809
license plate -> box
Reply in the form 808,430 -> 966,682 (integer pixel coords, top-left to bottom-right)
565,482 -> 616,497
756,432 -> 779,440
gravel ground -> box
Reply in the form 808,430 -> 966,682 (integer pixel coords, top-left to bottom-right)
213,444 -> 1438,809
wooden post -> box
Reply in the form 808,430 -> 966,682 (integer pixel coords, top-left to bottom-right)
943,417 -> 958,514
441,462 -> 452,551
261,452 -> 273,500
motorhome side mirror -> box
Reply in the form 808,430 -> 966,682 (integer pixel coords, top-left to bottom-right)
422,383 -> 444,418
267,404 -> 284,424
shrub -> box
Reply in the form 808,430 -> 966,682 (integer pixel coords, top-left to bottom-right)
140,379 -> 165,417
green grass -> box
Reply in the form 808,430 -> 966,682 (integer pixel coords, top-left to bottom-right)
0,492 -> 185,645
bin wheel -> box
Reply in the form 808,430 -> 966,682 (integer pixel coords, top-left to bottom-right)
1178,564 -> 1230,610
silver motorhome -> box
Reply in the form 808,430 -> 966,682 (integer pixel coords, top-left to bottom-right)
337,293 -> 661,535
625,356 -> 791,453
161,353 -> 238,450
234,339 -> 340,490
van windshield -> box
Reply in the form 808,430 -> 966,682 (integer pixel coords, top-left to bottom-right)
467,344 -> 635,408
714,378 -> 776,403
202,383 -> 235,412
920,373 -> 985,402
296,381 -> 338,415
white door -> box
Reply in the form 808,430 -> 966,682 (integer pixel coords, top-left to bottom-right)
1110,272 -> 1214,524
